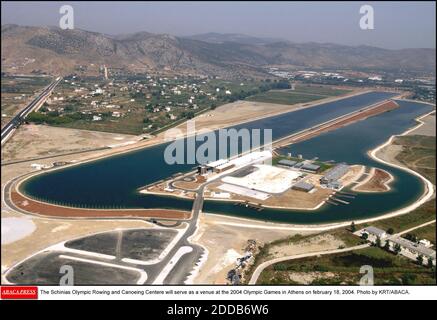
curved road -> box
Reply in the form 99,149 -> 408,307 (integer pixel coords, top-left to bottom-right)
249,219 -> 436,284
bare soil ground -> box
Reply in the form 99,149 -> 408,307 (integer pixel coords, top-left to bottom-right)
1,124 -> 135,162
409,113 -> 435,137
192,213 -> 311,284
11,190 -> 191,220
271,234 -> 345,258
354,168 -> 392,192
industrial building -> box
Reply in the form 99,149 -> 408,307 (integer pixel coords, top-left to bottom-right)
277,159 -> 297,167
320,163 -> 349,189
222,164 -> 303,194
293,161 -> 321,173
292,181 -> 315,192
198,151 -> 272,176
301,163 -> 321,173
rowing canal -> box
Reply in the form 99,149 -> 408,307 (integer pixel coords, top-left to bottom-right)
21,92 -> 434,224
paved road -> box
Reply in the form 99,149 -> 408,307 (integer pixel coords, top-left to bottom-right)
1,77 -> 61,145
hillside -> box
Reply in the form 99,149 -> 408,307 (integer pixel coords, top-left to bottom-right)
1,25 -> 435,78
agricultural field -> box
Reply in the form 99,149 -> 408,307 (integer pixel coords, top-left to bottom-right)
1,75 -> 52,127
246,91 -> 326,105
292,84 -> 351,96
257,247 -> 436,285
246,84 -> 351,105
25,74 -> 291,135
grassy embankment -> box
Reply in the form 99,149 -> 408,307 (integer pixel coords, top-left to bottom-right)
249,134 -> 436,285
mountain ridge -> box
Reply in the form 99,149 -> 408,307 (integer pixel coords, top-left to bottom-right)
2,24 -> 435,78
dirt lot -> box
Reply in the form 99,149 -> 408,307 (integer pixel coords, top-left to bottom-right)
1,124 -> 136,163
409,113 -> 435,137
270,233 -> 345,258
192,213 -> 312,284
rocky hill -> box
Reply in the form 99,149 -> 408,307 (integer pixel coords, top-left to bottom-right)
1,24 -> 435,78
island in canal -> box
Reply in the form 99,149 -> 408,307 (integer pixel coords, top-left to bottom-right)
140,150 -> 393,211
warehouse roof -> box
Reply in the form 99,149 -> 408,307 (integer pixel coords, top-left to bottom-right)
278,159 -> 297,166
389,236 -> 436,258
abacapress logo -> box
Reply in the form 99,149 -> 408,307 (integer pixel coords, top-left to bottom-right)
1,286 -> 38,299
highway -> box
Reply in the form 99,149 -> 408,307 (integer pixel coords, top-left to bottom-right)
1,77 -> 62,145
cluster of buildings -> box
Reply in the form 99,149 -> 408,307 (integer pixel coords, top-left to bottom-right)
358,226 -> 436,266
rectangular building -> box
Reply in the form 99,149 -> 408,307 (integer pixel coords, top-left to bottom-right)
320,163 -> 349,184
292,181 -> 315,192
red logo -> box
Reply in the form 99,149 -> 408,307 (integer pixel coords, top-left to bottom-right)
1,286 -> 38,299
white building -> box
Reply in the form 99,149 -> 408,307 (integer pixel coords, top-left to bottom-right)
387,236 -> 435,266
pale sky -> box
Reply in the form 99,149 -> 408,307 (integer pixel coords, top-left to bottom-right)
1,1 -> 435,49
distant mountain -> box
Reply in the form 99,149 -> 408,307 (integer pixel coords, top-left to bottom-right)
184,32 -> 284,45
1,25 -> 435,78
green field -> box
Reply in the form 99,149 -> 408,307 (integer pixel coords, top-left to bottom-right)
371,200 -> 435,234
257,247 -> 436,285
293,84 -> 351,96
246,84 -> 351,106
246,91 -> 326,105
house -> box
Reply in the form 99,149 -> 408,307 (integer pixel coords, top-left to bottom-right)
112,111 -> 121,118
361,226 -> 387,241
93,115 -> 102,121
387,236 -> 436,266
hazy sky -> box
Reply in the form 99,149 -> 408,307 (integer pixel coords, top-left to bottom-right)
1,1 -> 435,49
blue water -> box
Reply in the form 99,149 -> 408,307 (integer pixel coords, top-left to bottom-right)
21,93 -> 433,224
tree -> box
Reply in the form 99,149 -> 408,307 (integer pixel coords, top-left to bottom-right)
375,236 -> 382,248
387,228 -> 394,235
427,258 -> 434,269
350,222 -> 356,232
361,233 -> 369,240
384,241 -> 390,251
394,243 -> 402,254
416,255 -> 424,265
